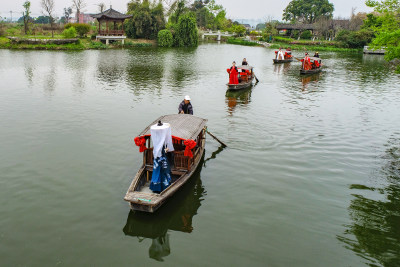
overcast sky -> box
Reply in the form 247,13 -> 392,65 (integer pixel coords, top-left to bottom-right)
0,0 -> 372,21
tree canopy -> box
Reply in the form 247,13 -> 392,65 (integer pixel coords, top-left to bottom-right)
365,0 -> 400,72
125,0 -> 165,39
283,0 -> 334,24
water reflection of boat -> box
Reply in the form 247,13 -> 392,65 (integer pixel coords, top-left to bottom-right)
125,114 -> 207,213
123,169 -> 205,261
225,86 -> 252,115
300,72 -> 321,89
273,62 -> 291,74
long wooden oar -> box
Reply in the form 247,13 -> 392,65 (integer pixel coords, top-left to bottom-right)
206,129 -> 227,147
254,74 -> 259,83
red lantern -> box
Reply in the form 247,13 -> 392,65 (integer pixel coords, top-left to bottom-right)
184,139 -> 196,158
134,136 -> 147,152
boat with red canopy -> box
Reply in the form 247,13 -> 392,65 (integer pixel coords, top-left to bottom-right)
273,49 -> 293,63
300,56 -> 322,75
124,114 -> 207,213
226,65 -> 255,90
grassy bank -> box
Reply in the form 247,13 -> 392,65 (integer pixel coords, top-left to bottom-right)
0,36 -> 155,50
270,36 -> 362,52
227,37 -> 260,47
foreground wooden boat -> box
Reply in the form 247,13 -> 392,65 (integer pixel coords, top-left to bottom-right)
273,58 -> 293,64
227,65 -> 255,90
300,56 -> 322,75
124,114 -> 207,213
300,68 -> 322,75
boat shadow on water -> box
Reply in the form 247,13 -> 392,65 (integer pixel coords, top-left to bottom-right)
123,157 -> 206,262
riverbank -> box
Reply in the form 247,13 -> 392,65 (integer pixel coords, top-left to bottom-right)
269,36 -> 362,52
0,36 -> 155,50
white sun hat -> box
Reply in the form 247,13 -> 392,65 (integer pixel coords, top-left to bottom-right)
184,95 -> 191,101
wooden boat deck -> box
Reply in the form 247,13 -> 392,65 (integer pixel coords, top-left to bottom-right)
125,114 -> 207,213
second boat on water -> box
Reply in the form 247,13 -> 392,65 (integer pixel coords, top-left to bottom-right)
227,65 -> 255,90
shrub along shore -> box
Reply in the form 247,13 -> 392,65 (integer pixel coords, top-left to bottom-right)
0,36 -> 155,50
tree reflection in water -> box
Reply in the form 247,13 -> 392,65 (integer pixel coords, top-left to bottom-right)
338,138 -> 400,266
123,166 -> 206,262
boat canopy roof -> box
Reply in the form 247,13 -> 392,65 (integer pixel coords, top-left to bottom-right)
236,65 -> 253,70
138,114 -> 207,140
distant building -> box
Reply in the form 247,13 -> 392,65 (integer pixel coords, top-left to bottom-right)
71,13 -> 95,23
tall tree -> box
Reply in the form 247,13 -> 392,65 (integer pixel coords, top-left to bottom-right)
126,0 -> 165,39
175,13 -> 198,46
283,0 -> 334,24
41,0 -> 55,37
366,0 -> 400,72
22,1 -> 31,35
98,3 -> 106,13
63,7 -> 73,24
72,0 -> 86,23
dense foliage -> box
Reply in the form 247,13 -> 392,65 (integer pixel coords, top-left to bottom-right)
175,13 -> 198,47
336,28 -> 374,48
365,0 -> 400,72
65,23 -> 90,37
300,30 -> 312,39
125,0 -> 165,39
62,26 -> 77,38
157,29 -> 173,47
283,0 -> 334,23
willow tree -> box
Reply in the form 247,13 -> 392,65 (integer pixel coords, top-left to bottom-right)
283,0 -> 334,24
175,13 -> 198,47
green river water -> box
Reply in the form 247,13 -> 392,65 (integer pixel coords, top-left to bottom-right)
0,43 -> 400,266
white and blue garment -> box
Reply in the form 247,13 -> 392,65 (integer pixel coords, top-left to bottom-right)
149,123 -> 174,193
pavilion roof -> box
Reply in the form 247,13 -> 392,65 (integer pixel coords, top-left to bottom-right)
91,8 -> 132,20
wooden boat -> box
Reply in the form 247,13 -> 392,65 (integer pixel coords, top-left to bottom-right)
124,114 -> 207,213
273,58 -> 293,64
227,65 -> 255,90
300,68 -> 322,75
300,56 -> 322,75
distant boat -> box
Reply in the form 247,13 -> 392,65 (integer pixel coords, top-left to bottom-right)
227,65 -> 255,90
273,50 -> 293,64
124,114 -> 207,213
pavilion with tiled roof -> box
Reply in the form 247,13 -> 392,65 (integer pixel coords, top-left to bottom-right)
91,7 -> 132,44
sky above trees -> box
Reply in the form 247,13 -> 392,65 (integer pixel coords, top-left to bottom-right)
1,0 -> 372,21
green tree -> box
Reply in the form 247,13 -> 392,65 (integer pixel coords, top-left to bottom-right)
229,24 -> 246,37
157,29 -> 173,47
283,0 -> 334,24
175,13 -> 198,47
126,0 -> 165,39
62,26 -> 76,38
366,0 -> 400,72
300,30 -> 312,39
35,16 -> 50,24
22,1 -> 31,34
63,7 -> 73,24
